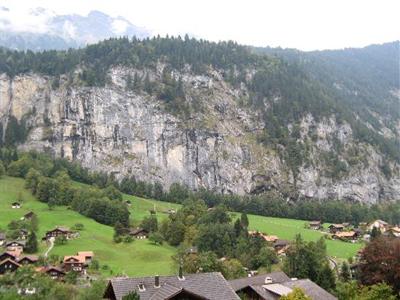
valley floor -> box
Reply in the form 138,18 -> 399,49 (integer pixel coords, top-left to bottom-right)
0,176 -> 362,276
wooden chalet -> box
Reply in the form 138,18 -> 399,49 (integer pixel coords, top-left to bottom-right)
129,228 -> 149,239
18,255 -> 39,265
104,272 -> 240,300
44,227 -> 74,240
332,231 -> 359,241
22,211 -> 36,220
77,251 -> 94,263
273,240 -> 290,255
309,221 -> 322,230
41,266 -> 66,280
229,272 -> 337,300
0,258 -> 21,274
388,226 -> 400,238
0,252 -> 17,262
248,231 -> 279,243
5,240 -> 25,252
368,220 -> 389,233
328,224 -> 344,234
11,202 -> 21,209
63,255 -> 86,273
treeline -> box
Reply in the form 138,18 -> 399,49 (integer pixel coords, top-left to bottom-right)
1,149 -> 398,226
0,149 -> 129,227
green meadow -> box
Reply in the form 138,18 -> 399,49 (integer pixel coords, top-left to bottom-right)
0,176 -> 361,277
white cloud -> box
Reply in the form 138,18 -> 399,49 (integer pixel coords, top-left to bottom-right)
1,0 -> 399,50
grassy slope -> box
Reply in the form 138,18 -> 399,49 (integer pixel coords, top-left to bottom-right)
0,176 -> 178,276
0,176 -> 361,277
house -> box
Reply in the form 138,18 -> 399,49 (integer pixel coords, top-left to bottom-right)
0,258 -> 21,274
44,227 -> 74,240
77,251 -> 94,263
333,231 -> 359,242
309,221 -> 322,230
328,224 -> 344,234
63,255 -> 86,273
342,222 -> 351,228
0,252 -> 18,262
129,228 -> 149,239
39,266 -> 66,280
229,272 -> 337,300
18,255 -> 39,265
5,240 -> 25,253
368,220 -> 389,233
103,271 -> 240,300
273,240 -> 290,255
18,229 -> 29,240
0,232 -> 5,246
248,231 -> 279,243
22,211 -> 36,221
388,226 -> 400,238
11,202 -> 21,209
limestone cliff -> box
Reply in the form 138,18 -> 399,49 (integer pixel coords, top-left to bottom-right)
0,66 -> 399,204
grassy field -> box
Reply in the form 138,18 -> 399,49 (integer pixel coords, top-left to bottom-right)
231,213 -> 362,259
0,176 -> 362,277
0,176 -> 178,276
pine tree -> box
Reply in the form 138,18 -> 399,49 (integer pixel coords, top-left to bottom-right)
25,232 -> 38,253
240,213 -> 249,228
340,261 -> 351,282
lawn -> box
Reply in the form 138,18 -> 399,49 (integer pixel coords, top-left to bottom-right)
0,176 -> 178,276
231,213 -> 362,259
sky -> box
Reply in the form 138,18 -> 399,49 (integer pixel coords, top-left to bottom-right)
1,0 -> 399,51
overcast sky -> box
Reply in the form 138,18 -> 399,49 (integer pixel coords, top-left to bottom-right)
2,0 -> 399,50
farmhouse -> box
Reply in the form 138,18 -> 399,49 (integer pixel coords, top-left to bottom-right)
273,240 -> 290,255
368,220 -> 389,233
18,228 -> 29,240
328,224 -> 344,234
5,240 -> 25,252
229,272 -> 337,300
332,231 -> 359,242
0,252 -> 17,262
388,226 -> 400,238
22,211 -> 36,220
129,228 -> 149,239
0,258 -> 21,274
104,271 -> 240,300
39,266 -> 66,280
63,255 -> 86,273
18,255 -> 39,265
11,202 -> 21,209
44,227 -> 74,240
248,231 -> 279,243
309,221 -> 322,230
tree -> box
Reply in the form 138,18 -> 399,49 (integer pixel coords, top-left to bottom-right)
114,221 -> 127,237
141,215 -> 158,233
358,283 -> 397,300
280,288 -> 312,300
149,232 -> 164,245
359,236 -> 400,293
54,235 -> 67,246
340,261 -> 351,282
370,226 -> 381,239
25,232 -> 38,253
240,213 -> 249,228
221,259 -> 246,279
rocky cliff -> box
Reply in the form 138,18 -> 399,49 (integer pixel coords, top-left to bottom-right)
1,64 -> 399,203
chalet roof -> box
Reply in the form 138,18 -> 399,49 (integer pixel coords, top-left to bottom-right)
0,258 -> 21,268
309,221 -> 321,225
63,255 -> 85,263
129,228 -> 149,236
273,240 -> 290,247
230,275 -> 337,300
11,202 -> 21,205
0,252 -> 17,261
18,255 -> 39,263
77,251 -> 94,258
329,224 -> 344,229
229,271 -> 291,291
5,240 -> 26,247
24,211 -> 35,218
105,272 -> 239,300
44,266 -> 66,275
390,226 -> 400,233
334,231 -> 357,238
374,219 -> 388,225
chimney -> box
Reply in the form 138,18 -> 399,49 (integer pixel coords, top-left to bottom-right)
138,283 -> 145,292
178,265 -> 185,281
264,276 -> 273,284
154,275 -> 160,288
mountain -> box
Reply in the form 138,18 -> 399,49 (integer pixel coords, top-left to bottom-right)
0,37 -> 398,203
0,7 -> 150,50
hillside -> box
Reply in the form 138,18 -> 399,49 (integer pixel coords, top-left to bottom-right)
0,175 -> 361,276
0,38 -> 399,203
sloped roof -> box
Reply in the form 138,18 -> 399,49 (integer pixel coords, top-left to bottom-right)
0,258 -> 21,268
283,279 -> 337,300
77,251 -> 94,258
334,231 -> 357,238
64,255 -> 85,263
18,255 -> 39,263
329,224 -> 344,229
105,272 -> 239,300
229,271 -> 291,291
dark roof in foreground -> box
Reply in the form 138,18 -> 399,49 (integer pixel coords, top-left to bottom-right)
229,272 -> 290,291
229,273 -> 337,300
104,272 -> 240,300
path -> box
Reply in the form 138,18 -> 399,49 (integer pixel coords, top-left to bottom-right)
44,237 -> 54,257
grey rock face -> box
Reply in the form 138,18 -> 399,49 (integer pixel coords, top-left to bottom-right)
0,68 -> 398,204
